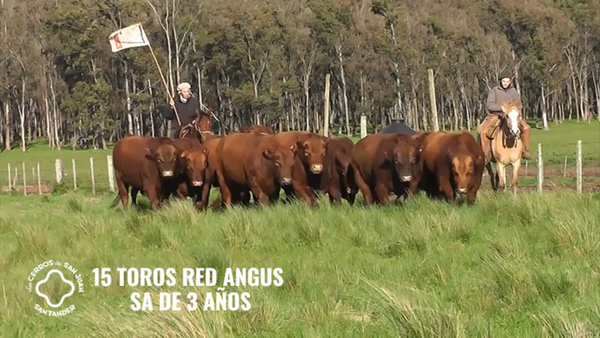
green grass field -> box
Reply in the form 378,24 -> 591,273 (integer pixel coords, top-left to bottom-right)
1,191 -> 600,336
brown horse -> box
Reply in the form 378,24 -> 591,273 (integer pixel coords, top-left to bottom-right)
177,108 -> 214,143
480,101 -> 524,194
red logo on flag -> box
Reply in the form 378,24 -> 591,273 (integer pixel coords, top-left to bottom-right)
114,34 -> 122,50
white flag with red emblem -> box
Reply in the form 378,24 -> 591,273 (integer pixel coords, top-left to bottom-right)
108,23 -> 149,52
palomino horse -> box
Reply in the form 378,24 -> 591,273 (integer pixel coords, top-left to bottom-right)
482,101 -> 524,194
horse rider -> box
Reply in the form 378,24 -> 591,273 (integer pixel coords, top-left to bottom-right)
160,82 -> 212,138
478,71 -> 531,164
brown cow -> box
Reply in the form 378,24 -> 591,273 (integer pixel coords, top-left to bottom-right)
110,136 -> 179,210
239,124 -> 275,135
350,133 -> 421,206
419,131 -> 485,204
215,133 -> 296,206
169,138 -> 211,210
319,137 -> 356,204
273,131 -> 328,206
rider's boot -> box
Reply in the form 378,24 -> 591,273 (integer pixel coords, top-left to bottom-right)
519,119 -> 532,160
478,114 -> 497,164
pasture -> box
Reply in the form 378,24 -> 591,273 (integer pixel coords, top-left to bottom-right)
0,121 -> 599,336
1,192 -> 600,336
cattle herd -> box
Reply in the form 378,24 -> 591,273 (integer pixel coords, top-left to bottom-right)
110,124 -> 486,212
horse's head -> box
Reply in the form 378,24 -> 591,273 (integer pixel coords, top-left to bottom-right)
500,101 -> 522,137
177,124 -> 199,140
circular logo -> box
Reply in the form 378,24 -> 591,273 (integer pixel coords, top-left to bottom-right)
26,260 -> 85,317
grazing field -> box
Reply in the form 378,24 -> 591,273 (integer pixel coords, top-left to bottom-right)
1,191 -> 599,336
0,120 -> 598,195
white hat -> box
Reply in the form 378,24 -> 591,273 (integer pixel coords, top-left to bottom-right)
177,82 -> 191,92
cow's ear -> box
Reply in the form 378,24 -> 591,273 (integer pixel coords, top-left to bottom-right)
290,143 -> 297,154
145,148 -> 156,160
180,151 -> 187,158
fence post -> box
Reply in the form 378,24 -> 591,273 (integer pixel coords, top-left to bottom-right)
22,162 -> 26,196
323,73 -> 330,137
576,140 -> 582,194
7,163 -> 11,192
537,143 -> 543,193
90,157 -> 96,195
55,159 -> 63,183
72,159 -> 77,191
107,155 -> 115,192
37,162 -> 41,195
428,68 -> 440,131
563,156 -> 567,177
360,114 -> 367,139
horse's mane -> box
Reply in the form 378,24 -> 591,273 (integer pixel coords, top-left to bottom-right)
501,101 -> 521,114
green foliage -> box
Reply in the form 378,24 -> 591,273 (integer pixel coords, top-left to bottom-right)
0,0 -> 598,147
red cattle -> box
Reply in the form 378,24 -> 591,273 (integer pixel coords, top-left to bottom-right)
239,124 -> 275,135
418,131 -> 485,204
215,133 -> 296,206
273,131 -> 329,206
320,137 -> 356,204
110,136 -> 179,210
350,133 -> 421,206
169,138 -> 211,210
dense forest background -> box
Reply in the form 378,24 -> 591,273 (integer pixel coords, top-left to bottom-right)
0,0 -> 598,151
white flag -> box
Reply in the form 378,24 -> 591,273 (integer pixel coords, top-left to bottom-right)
108,23 -> 149,52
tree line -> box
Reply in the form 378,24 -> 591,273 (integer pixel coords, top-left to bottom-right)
0,0 -> 598,151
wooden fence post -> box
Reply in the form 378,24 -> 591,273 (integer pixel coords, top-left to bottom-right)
55,159 -> 63,183
107,155 -> 115,192
428,68 -> 440,132
360,114 -> 367,139
576,140 -> 582,194
22,162 -> 26,196
323,73 -> 330,137
72,159 -> 77,191
90,157 -> 96,195
7,163 -> 11,192
37,162 -> 41,195
537,143 -> 543,193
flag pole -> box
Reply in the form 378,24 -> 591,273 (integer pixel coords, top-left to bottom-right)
139,22 -> 182,126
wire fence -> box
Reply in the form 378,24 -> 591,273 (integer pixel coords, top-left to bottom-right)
1,126 -> 599,196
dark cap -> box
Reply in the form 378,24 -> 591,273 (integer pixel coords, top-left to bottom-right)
499,70 -> 512,80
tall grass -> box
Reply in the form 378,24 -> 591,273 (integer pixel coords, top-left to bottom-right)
0,191 -> 599,336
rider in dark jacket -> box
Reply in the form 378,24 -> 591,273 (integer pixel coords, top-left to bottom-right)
160,82 -> 211,138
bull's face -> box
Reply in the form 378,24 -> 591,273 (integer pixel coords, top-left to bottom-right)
451,156 -> 474,194
391,143 -> 420,182
300,136 -> 328,174
263,144 -> 296,185
181,147 -> 208,187
146,144 -> 179,178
